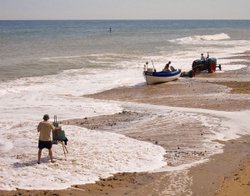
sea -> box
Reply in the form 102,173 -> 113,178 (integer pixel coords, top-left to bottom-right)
0,20 -> 250,191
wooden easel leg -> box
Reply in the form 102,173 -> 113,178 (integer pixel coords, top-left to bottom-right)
61,142 -> 68,160
63,143 -> 68,153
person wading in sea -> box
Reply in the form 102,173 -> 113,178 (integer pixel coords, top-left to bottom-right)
37,114 -> 61,164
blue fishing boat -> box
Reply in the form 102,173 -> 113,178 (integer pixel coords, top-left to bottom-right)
143,69 -> 181,85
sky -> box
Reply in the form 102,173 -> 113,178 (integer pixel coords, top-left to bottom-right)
0,0 -> 249,20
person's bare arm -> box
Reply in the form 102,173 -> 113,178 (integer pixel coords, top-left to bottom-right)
37,123 -> 40,132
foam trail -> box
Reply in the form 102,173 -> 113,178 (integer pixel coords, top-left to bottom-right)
124,102 -> 250,141
169,33 -> 231,44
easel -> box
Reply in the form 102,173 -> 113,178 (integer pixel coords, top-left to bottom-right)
52,115 -> 68,160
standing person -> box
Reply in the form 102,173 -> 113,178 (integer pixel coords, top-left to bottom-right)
206,52 -> 210,59
144,61 -> 149,71
37,114 -> 60,164
201,53 -> 205,61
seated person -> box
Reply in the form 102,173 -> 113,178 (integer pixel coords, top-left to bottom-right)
163,61 -> 171,72
170,65 -> 176,72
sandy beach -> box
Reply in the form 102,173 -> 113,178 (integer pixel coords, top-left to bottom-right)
1,52 -> 250,195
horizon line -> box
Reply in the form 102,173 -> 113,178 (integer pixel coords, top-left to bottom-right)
1,18 -> 250,21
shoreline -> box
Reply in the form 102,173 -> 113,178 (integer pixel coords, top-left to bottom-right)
1,55 -> 250,195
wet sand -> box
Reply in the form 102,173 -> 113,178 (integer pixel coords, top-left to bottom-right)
1,53 -> 250,196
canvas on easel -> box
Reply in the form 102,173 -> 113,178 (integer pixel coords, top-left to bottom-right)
52,115 -> 68,159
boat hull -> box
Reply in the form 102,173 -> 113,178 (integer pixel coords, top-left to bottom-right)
143,69 -> 181,85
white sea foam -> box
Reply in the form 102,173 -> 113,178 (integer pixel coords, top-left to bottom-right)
120,101 -> 250,153
0,123 -> 166,190
41,55 -> 84,61
219,64 -> 246,71
166,33 -> 249,71
126,102 -> 250,142
170,33 -> 231,44
0,65 -> 166,190
0,140 -> 13,153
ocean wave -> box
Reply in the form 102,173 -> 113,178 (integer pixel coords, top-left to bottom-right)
40,55 -> 84,61
170,33 -> 231,44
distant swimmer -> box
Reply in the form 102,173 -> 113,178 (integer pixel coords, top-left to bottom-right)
109,27 -> 112,33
